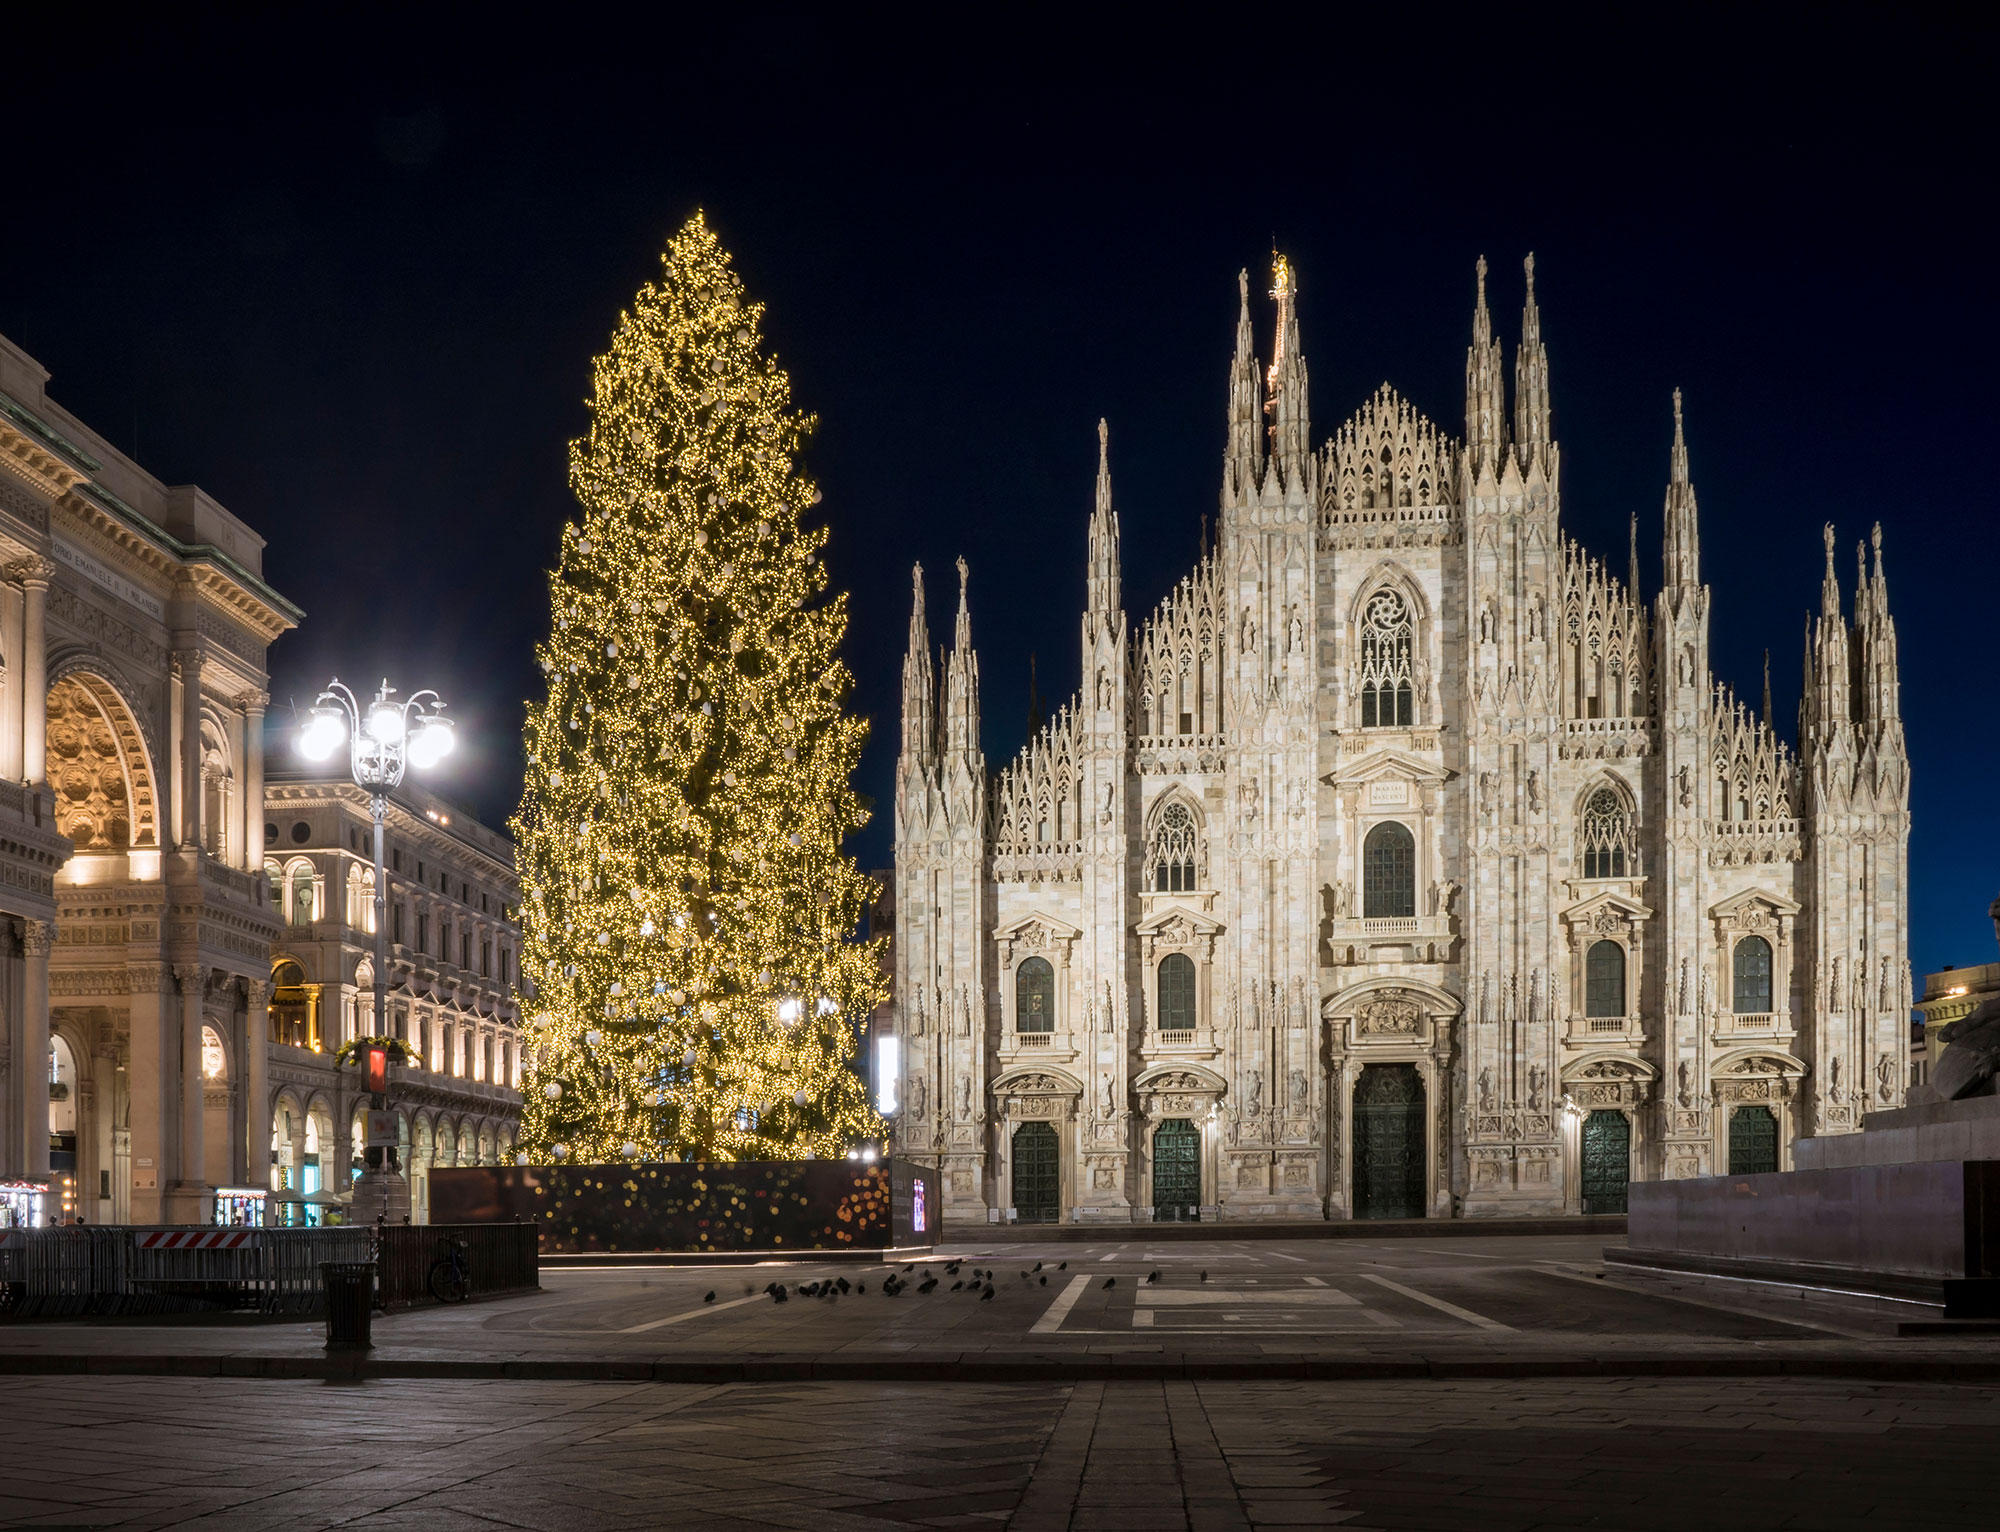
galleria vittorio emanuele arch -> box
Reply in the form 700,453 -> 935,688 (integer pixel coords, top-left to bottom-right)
890,256 -> 1910,1223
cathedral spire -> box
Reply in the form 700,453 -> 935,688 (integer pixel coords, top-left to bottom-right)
1086,417 -> 1122,617
1266,252 -> 1310,483
943,555 -> 981,762
1661,389 -> 1701,596
1762,649 -> 1774,729
898,563 -> 937,787
1859,522 -> 1902,731
1627,511 -> 1642,603
1224,268 -> 1263,503
1513,252 -> 1550,465
1464,255 -> 1507,473
1811,523 -> 1851,733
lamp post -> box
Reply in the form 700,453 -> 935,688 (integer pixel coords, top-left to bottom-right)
299,679 -> 454,1223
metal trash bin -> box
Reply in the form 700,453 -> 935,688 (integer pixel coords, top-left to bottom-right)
322,1261 -> 375,1351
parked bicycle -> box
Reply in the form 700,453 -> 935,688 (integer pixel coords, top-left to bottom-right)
427,1233 -> 471,1303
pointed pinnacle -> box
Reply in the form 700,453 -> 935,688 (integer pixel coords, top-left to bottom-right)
1097,417 -> 1110,500
1669,389 -> 1689,484
1237,267 -> 1250,317
955,554 -> 969,609
1524,251 -> 1536,300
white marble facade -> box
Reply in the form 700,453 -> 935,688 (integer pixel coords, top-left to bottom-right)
891,257 -> 1910,1222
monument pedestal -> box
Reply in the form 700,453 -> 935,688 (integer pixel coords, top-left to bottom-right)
349,1169 -> 411,1226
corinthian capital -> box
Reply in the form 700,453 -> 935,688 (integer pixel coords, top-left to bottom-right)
22,918 -> 55,957
4,554 -> 56,587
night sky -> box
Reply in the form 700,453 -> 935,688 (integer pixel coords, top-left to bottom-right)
4,10 -> 1993,981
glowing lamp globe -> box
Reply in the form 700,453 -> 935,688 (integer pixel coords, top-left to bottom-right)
366,701 -> 406,743
298,710 -> 346,762
409,718 -> 455,769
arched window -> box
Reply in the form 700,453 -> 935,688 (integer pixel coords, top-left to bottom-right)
270,959 -> 312,1049
289,864 -> 317,928
200,1025 -> 227,1081
1358,588 -> 1414,727
1585,940 -> 1626,1018
1733,935 -> 1773,1014
1158,953 -> 1196,1032
1579,788 -> 1632,879
1016,957 -> 1055,1033
1362,821 -> 1416,918
1149,801 -> 1199,892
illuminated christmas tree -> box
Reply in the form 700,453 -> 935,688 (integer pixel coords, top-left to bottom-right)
515,212 -> 883,1164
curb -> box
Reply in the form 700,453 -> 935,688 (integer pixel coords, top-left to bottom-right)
1,1352 -> 1995,1384
964,1216 -> 1627,1243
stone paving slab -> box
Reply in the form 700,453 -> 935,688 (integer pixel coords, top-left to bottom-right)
0,1373 -> 1994,1530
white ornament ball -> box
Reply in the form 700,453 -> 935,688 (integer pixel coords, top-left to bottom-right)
793,1091 -> 809,1107
514,1152 -> 529,1167
543,1082 -> 562,1100
682,1048 -> 697,1066
551,1143 -> 568,1160
621,1141 -> 640,1159
606,642 -> 619,657
585,1029 -> 602,1047
596,932 -> 611,946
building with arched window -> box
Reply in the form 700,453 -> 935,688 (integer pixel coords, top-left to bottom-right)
0,330 -> 298,1224
262,772 -> 522,1224
889,256 -> 1910,1224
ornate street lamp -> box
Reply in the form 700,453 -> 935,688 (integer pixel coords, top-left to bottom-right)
299,679 -> 454,1219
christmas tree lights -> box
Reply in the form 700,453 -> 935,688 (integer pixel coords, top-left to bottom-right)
515,212 -> 883,1164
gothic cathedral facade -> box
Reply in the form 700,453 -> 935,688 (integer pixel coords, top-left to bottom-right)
890,257 -> 1909,1222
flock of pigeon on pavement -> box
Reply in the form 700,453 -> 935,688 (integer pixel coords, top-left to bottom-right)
695,1260 -> 1216,1308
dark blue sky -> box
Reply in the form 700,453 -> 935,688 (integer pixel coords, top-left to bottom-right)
5,8 -> 1994,980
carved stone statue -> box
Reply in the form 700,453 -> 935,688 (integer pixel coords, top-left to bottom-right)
1329,880 -> 1351,918
1526,770 -> 1542,816
1677,765 -> 1693,808
1288,1067 -> 1307,1112
1527,1065 -> 1546,1111
1933,995 -> 2000,1100
1477,1066 -> 1494,1112
956,1076 -> 972,1120
909,1074 -> 927,1121
1676,1060 -> 1693,1108
1876,1053 -> 1897,1104
1478,771 -> 1496,820
1246,1068 -> 1263,1114
1101,1075 -> 1117,1119
1827,1055 -> 1844,1103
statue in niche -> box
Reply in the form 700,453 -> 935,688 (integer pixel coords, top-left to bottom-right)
1477,1066 -> 1494,1112
1678,646 -> 1695,686
1329,880 -> 1351,918
1526,770 -> 1543,816
1528,597 -> 1544,641
1677,766 -> 1693,808
1827,1055 -> 1844,1103
956,1076 -> 972,1120
1246,1067 -> 1263,1115
1479,602 -> 1495,644
1099,779 -> 1114,825
1478,771 -> 1496,821
1101,1075 -> 1117,1119
1240,607 -> 1256,654
1289,1067 -> 1308,1112
1676,1060 -> 1694,1108
1287,605 -> 1304,655
909,1074 -> 927,1121
1876,1053 -> 1896,1103
1528,1065 -> 1547,1111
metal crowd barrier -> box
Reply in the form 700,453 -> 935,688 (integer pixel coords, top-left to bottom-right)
0,1226 -> 370,1319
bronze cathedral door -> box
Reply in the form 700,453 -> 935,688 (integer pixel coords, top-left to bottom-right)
1352,1064 -> 1426,1220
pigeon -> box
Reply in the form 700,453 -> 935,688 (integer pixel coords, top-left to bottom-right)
951,1280 -> 964,1291
836,1277 -> 851,1294
945,1262 -> 961,1274
980,1285 -> 995,1302
903,1262 -> 916,1272
1039,1275 -> 1048,1286
1020,1270 -> 1030,1280
1200,1271 -> 1210,1283
1103,1277 -> 1116,1289
1147,1271 -> 1161,1285
1033,1261 -> 1044,1272
918,1277 -> 938,1293
856,1283 -> 867,1295
771,1287 -> 789,1304
1058,1261 -> 1068,1270
703,1291 -> 716,1304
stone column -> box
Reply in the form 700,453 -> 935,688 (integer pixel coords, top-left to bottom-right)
18,559 -> 52,787
21,920 -> 53,1179
91,1035 -> 118,1219
126,966 -> 171,1224
0,576 -> 24,780
245,979 -> 269,1193
176,650 -> 204,850
241,692 -> 267,873
168,963 -> 208,1221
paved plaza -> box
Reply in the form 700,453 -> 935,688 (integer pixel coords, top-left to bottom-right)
3,1235 -> 1998,1528
0,1372 -> 1995,1530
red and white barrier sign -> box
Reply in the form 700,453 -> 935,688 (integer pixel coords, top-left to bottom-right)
135,1231 -> 255,1250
